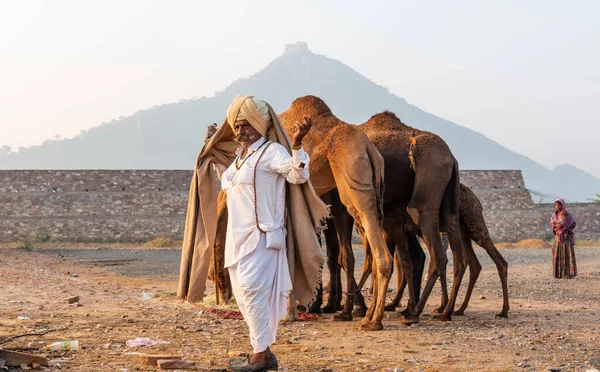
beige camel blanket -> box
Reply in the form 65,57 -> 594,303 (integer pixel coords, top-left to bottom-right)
177,96 -> 328,307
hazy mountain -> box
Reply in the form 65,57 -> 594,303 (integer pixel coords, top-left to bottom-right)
1,42 -> 598,202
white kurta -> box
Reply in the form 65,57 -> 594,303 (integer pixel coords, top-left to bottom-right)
219,137 -> 310,353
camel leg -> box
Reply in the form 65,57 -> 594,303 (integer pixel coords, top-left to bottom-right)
408,209 -> 447,319
398,234 -> 426,318
435,211 -> 467,321
470,226 -> 510,318
308,279 -> 324,314
453,224 -> 480,316
356,214 -> 391,331
333,205 -> 360,321
383,218 -> 421,325
385,250 -> 404,311
407,231 -> 425,304
434,238 -> 449,313
322,217 -> 343,314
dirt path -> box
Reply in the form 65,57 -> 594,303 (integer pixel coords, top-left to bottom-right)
1,246 -> 599,371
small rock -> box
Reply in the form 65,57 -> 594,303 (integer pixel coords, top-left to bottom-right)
480,295 -> 486,299
67,296 -> 79,304
315,344 -> 325,350
301,347 -> 308,352
546,367 -> 560,372
518,362 -> 530,368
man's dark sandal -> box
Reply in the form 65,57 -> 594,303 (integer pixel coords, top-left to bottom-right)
227,354 -> 278,371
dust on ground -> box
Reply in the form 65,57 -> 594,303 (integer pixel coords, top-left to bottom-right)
1,245 -> 599,371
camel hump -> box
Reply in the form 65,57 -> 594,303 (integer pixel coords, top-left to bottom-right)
288,95 -> 333,117
363,110 -> 412,131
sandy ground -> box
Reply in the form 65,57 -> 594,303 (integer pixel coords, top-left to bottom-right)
1,246 -> 600,372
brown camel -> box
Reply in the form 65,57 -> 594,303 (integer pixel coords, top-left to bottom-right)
350,111 -> 466,324
209,96 -> 392,331
354,183 -> 510,318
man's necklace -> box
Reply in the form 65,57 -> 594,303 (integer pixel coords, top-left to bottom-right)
234,140 -> 269,171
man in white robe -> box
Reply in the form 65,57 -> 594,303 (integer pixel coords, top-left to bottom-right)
213,95 -> 313,371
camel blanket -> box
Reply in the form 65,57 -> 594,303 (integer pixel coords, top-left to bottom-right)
177,96 -> 328,306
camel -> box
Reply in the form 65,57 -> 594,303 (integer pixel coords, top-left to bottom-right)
349,111 -> 467,324
209,96 -> 392,331
351,183 -> 509,318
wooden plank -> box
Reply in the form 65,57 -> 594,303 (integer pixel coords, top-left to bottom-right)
157,359 -> 196,370
139,353 -> 182,366
0,350 -> 49,367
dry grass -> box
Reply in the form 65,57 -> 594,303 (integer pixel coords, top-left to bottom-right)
576,239 -> 600,247
142,237 -> 181,248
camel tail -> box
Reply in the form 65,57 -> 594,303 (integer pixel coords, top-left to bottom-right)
366,142 -> 385,222
442,157 -> 460,217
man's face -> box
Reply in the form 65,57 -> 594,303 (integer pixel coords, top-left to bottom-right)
555,202 -> 563,212
234,120 -> 262,147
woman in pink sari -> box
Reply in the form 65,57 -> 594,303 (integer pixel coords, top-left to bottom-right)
550,199 -> 577,278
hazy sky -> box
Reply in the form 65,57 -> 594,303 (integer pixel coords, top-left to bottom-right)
1,1 -> 599,177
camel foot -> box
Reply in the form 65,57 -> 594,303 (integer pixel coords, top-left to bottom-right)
282,311 -> 300,322
434,306 -> 444,314
432,313 -> 452,322
332,312 -> 353,322
352,307 -> 367,318
322,303 -> 341,314
453,310 -> 465,316
308,306 -> 322,315
359,321 -> 384,331
358,317 -> 371,327
401,314 -> 420,326
495,312 -> 509,319
384,304 -> 398,312
399,308 -> 410,317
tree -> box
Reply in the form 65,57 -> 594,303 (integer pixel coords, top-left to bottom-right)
587,193 -> 600,203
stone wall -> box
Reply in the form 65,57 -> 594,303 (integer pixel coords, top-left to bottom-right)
461,170 -> 600,242
0,170 -> 190,242
1,169 -> 599,243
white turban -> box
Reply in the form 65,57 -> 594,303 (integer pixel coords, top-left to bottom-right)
226,95 -> 273,137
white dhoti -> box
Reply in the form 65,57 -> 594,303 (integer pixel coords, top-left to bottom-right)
227,233 -> 292,353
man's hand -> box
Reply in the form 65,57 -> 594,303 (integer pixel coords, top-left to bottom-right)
203,123 -> 218,144
292,115 -> 312,147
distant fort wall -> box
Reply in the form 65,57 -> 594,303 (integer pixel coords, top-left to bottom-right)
1,169 -> 599,243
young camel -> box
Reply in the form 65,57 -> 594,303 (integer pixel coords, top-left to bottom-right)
354,184 -> 510,318
210,96 -> 392,331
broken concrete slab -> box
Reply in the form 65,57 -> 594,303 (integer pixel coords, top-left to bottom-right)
0,350 -> 48,367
